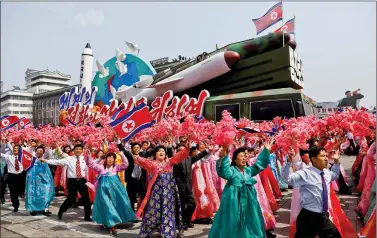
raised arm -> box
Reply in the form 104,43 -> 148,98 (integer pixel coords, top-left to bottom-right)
247,148 -> 271,176
216,154 -> 234,180
169,148 -> 189,165
85,155 -> 104,172
191,150 -> 209,164
134,156 -> 155,172
0,153 -> 13,162
114,152 -> 129,172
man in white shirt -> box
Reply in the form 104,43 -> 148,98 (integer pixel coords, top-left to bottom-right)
282,146 -> 341,238
40,144 -> 92,221
0,144 -> 24,212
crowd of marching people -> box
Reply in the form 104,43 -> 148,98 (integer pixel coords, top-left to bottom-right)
0,108 -> 376,238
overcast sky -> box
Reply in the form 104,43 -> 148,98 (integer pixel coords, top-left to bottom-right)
1,2 -> 376,107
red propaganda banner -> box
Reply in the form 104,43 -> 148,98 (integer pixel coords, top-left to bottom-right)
59,86 -> 210,126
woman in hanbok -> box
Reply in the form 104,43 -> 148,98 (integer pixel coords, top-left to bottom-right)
54,145 -> 71,193
25,146 -> 55,216
355,141 -> 376,222
85,150 -> 136,237
208,139 -> 273,238
87,149 -> 104,203
134,145 -> 189,238
191,141 -> 219,224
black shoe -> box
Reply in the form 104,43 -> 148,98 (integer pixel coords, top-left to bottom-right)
131,220 -> 139,223
187,222 -> 194,228
43,211 -> 52,216
84,217 -> 92,222
30,211 -> 37,216
13,208 -> 18,212
58,211 -> 63,220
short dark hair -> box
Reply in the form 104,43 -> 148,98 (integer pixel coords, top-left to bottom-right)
308,146 -> 326,162
106,153 -> 116,160
345,90 -> 351,95
73,144 -> 83,150
141,141 -> 149,145
190,146 -> 198,156
131,142 -> 141,149
231,147 -> 246,166
36,145 -> 45,153
153,145 -> 167,159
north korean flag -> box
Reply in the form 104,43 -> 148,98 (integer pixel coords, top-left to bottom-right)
110,103 -> 154,142
0,115 -> 20,131
17,117 -> 31,129
18,147 -> 37,172
252,1 -> 283,35
274,17 -> 295,34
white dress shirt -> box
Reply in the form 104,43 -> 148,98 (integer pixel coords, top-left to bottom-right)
282,162 -> 340,213
0,153 -> 24,174
45,155 -> 88,179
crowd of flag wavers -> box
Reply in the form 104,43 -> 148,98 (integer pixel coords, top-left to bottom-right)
0,121 -> 375,238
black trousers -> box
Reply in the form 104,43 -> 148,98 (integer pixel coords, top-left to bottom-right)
59,178 -> 91,218
126,178 -> 146,212
295,208 -> 341,238
179,191 -> 196,224
7,173 -> 22,209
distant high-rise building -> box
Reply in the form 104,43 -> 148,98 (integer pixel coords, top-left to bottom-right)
25,68 -> 71,94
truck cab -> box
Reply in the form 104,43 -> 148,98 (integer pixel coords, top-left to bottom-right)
203,87 -> 317,122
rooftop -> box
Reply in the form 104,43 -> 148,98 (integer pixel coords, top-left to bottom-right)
25,68 -> 71,79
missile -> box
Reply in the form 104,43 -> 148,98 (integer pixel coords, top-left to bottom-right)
79,43 -> 94,89
115,51 -> 240,102
96,60 -> 109,78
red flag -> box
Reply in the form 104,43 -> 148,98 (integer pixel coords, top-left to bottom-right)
252,1 -> 283,35
110,103 -> 154,142
17,117 -> 31,129
274,17 -> 295,34
18,147 -> 36,172
0,115 -> 20,131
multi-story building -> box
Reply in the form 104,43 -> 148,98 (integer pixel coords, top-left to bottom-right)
0,89 -> 34,119
0,68 -> 72,122
0,80 -> 3,94
25,68 -> 71,94
32,84 -> 79,126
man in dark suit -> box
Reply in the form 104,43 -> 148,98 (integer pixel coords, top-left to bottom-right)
117,142 -> 147,222
173,143 -> 209,230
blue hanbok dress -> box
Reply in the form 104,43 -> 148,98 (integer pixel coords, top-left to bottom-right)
25,159 -> 55,212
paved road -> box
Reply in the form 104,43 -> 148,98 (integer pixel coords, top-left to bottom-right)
0,155 -> 362,237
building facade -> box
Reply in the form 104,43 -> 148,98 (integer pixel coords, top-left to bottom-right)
0,89 -> 34,119
32,84 -> 79,126
1,68 -> 72,122
25,68 -> 71,94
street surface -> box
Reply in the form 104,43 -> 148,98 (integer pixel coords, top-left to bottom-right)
0,155 -> 363,237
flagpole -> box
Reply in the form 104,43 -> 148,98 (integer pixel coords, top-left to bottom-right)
293,15 -> 296,43
281,0 -> 285,47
